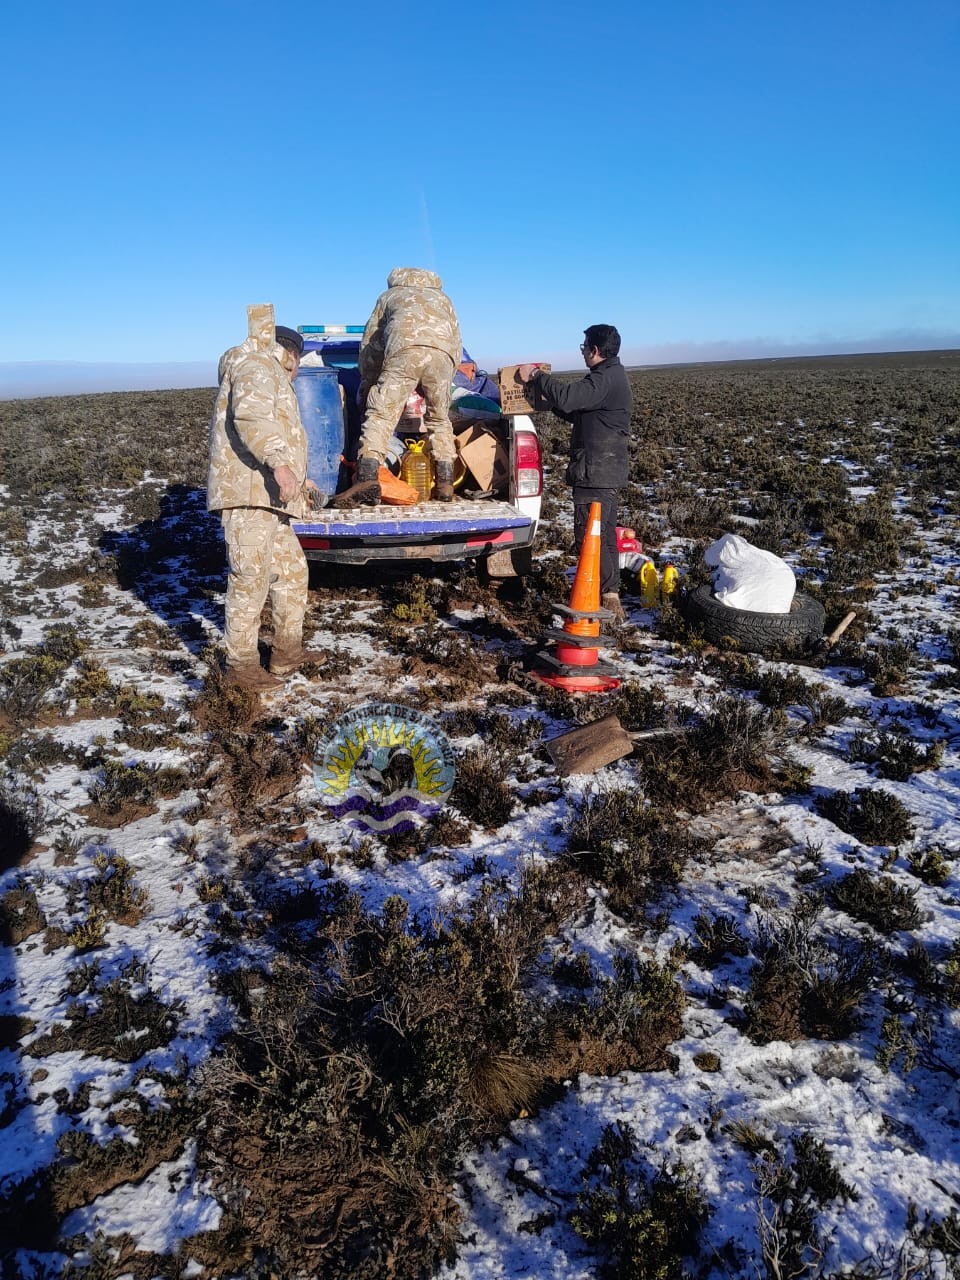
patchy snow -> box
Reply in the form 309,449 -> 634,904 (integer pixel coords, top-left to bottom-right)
61,1141 -> 221,1254
2,445 -> 960,1277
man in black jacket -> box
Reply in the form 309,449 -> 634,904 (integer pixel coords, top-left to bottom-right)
518,324 -> 632,616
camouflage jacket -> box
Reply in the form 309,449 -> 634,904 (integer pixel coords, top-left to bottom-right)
207,339 -> 308,518
359,267 -> 462,385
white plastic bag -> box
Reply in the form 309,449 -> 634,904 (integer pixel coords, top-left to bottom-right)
704,533 -> 796,614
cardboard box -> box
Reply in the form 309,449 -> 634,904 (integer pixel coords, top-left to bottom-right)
455,424 -> 510,494
498,363 -> 552,416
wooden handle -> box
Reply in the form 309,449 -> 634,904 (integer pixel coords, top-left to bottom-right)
823,611 -> 856,648
626,727 -> 690,743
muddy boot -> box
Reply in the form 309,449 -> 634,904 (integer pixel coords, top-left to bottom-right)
269,645 -> 328,677
329,455 -> 381,508
434,460 -> 454,502
601,592 -> 626,622
225,662 -> 283,692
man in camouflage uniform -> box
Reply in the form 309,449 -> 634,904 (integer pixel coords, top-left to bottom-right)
348,267 -> 462,504
207,304 -> 322,692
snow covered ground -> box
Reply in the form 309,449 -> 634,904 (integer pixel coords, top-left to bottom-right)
1,375 -> 959,1278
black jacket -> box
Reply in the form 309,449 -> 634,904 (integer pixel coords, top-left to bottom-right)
535,357 -> 632,489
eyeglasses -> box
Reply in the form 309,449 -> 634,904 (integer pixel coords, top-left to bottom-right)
580,342 -> 589,351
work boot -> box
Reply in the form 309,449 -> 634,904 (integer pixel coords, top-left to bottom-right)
328,455 -> 381,508
328,482 -> 379,509
225,662 -> 283,692
601,592 -> 625,622
434,460 -> 454,502
269,644 -> 328,677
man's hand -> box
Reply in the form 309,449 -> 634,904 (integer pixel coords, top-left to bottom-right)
517,363 -> 540,383
273,464 -> 299,504
302,478 -> 322,510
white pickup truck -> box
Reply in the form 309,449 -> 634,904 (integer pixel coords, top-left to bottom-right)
291,326 -> 543,578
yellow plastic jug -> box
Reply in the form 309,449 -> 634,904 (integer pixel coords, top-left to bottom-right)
660,563 -> 679,602
639,559 -> 660,607
400,438 -> 434,503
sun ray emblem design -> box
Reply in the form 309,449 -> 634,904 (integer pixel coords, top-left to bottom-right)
312,702 -> 456,835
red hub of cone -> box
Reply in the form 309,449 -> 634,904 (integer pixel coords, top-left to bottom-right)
535,671 -> 622,692
554,643 -> 600,666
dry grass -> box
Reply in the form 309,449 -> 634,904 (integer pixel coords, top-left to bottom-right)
2,354 -> 959,1275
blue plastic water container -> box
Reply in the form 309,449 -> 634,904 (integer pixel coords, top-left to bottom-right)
294,367 -> 345,498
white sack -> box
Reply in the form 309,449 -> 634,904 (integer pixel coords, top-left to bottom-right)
704,533 -> 796,613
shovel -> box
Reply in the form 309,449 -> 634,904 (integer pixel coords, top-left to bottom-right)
818,610 -> 856,654
545,713 -> 690,777
795,610 -> 857,667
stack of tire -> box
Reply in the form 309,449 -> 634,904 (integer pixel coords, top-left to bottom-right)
680,585 -> 825,657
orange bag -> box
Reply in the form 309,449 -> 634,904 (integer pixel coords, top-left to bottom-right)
377,465 -> 419,506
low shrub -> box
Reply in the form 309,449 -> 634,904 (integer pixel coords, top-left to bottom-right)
86,758 -> 189,820
846,729 -> 944,781
0,654 -> 67,726
635,696 -> 794,809
219,729 -> 300,813
814,786 -> 916,846
553,951 -> 594,988
566,789 -> 699,917
907,845 -> 953,886
744,912 -> 881,1042
945,939 -> 960,1007
755,667 -> 812,709
556,951 -> 686,1076
0,876 -> 47,945
862,639 -> 918,695
0,780 -> 48,872
689,911 -> 750,965
453,746 -> 515,829
569,1119 -> 710,1280
830,868 -> 923,933
84,850 -> 150,925
26,967 -> 182,1063
801,687 -> 851,730
611,680 -> 671,731
753,1132 -> 857,1279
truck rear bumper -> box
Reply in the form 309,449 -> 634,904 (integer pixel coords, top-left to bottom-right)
293,499 -> 534,565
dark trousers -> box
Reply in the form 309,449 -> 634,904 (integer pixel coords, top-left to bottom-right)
573,486 -> 620,595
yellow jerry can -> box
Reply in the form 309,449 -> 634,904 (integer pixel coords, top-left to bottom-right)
639,559 -> 660,607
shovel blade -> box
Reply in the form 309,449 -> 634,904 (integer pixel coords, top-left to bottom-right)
545,713 -> 634,777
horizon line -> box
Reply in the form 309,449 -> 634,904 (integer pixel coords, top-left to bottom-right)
2,343 -> 959,402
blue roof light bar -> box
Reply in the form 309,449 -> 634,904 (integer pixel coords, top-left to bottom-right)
299,324 -> 365,334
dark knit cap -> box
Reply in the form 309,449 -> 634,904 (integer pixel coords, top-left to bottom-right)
275,326 -> 304,356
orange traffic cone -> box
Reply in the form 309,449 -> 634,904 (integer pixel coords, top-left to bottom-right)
532,501 -> 621,693
556,502 -> 603,665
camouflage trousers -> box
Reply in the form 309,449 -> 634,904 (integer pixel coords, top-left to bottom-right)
221,507 -> 308,665
359,346 -> 457,463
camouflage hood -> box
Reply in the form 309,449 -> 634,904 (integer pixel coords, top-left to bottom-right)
207,304 -> 308,517
360,268 -> 461,378
217,303 -> 288,386
386,266 -> 444,290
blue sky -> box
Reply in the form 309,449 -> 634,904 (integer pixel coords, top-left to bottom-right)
2,0 -> 958,390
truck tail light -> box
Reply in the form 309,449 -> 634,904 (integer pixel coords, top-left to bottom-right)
515,431 -> 542,498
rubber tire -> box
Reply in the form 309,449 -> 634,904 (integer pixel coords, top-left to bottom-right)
680,584 -> 825,656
